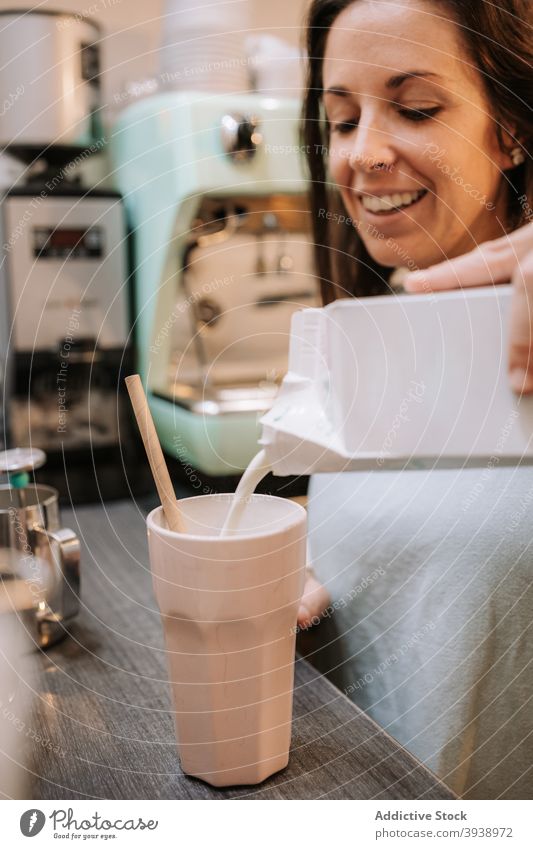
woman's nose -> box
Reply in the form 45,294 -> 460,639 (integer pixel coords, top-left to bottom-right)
348,117 -> 395,172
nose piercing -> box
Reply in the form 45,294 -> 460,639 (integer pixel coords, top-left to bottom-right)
510,147 -> 525,166
349,152 -> 393,171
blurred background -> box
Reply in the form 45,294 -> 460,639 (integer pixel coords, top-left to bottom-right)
0,0 -> 317,505
0,0 -> 309,118
0,0 -> 316,797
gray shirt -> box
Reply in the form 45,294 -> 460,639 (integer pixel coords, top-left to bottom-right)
305,464 -> 533,799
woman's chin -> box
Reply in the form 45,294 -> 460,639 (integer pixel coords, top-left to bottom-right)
363,241 -> 440,274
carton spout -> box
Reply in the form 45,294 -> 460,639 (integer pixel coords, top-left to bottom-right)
287,308 -> 327,380
259,307 -> 344,475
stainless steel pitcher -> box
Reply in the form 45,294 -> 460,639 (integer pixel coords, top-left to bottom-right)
0,449 -> 80,648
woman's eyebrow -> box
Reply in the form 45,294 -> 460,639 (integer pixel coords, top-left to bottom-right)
324,71 -> 444,98
386,71 -> 442,88
324,86 -> 351,97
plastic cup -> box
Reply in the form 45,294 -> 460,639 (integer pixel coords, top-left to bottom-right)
146,492 -> 306,787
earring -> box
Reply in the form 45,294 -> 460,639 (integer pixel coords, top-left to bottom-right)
511,147 -> 525,166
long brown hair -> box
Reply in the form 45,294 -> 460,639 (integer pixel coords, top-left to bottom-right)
303,0 -> 533,304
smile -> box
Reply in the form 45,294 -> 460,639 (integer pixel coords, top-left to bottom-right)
360,189 -> 428,215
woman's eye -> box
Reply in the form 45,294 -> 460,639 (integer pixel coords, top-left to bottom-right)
331,119 -> 359,134
398,106 -> 442,122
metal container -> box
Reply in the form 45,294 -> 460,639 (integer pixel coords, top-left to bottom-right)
0,484 -> 80,648
0,9 -> 101,149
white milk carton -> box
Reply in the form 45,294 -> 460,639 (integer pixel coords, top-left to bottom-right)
260,286 -> 533,474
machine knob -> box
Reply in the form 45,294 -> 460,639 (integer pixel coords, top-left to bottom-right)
220,113 -> 262,162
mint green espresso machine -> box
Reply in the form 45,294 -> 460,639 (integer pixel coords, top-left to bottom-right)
111,92 -> 319,474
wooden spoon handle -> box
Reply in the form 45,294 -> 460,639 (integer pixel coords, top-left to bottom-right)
125,375 -> 184,533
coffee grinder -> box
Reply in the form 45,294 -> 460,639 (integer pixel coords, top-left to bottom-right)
0,177 -> 138,501
0,9 -> 140,501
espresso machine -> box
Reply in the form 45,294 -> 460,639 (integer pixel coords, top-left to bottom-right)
111,92 -> 319,475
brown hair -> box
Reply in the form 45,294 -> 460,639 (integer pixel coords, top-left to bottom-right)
303,0 -> 533,304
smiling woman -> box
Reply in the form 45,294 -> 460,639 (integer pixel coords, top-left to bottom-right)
303,0 -> 533,302
299,0 -> 533,801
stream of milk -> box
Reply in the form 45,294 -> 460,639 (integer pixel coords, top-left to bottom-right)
219,449 -> 272,536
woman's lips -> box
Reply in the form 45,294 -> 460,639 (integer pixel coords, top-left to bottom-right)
359,188 -> 429,217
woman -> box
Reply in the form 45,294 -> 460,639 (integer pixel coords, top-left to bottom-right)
297,0 -> 533,799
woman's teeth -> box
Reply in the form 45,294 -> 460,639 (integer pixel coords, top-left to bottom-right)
361,189 -> 427,213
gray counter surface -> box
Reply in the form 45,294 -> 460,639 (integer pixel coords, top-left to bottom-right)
30,500 -> 455,800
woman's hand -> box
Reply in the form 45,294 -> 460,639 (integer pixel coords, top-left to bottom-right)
297,567 -> 331,629
403,222 -> 533,394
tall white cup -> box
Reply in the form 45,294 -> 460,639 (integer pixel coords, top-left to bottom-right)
0,600 -> 32,798
146,493 -> 306,787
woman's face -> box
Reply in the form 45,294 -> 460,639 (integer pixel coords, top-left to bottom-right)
323,0 -> 513,270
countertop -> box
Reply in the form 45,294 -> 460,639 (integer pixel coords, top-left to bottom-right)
29,499 -> 455,800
